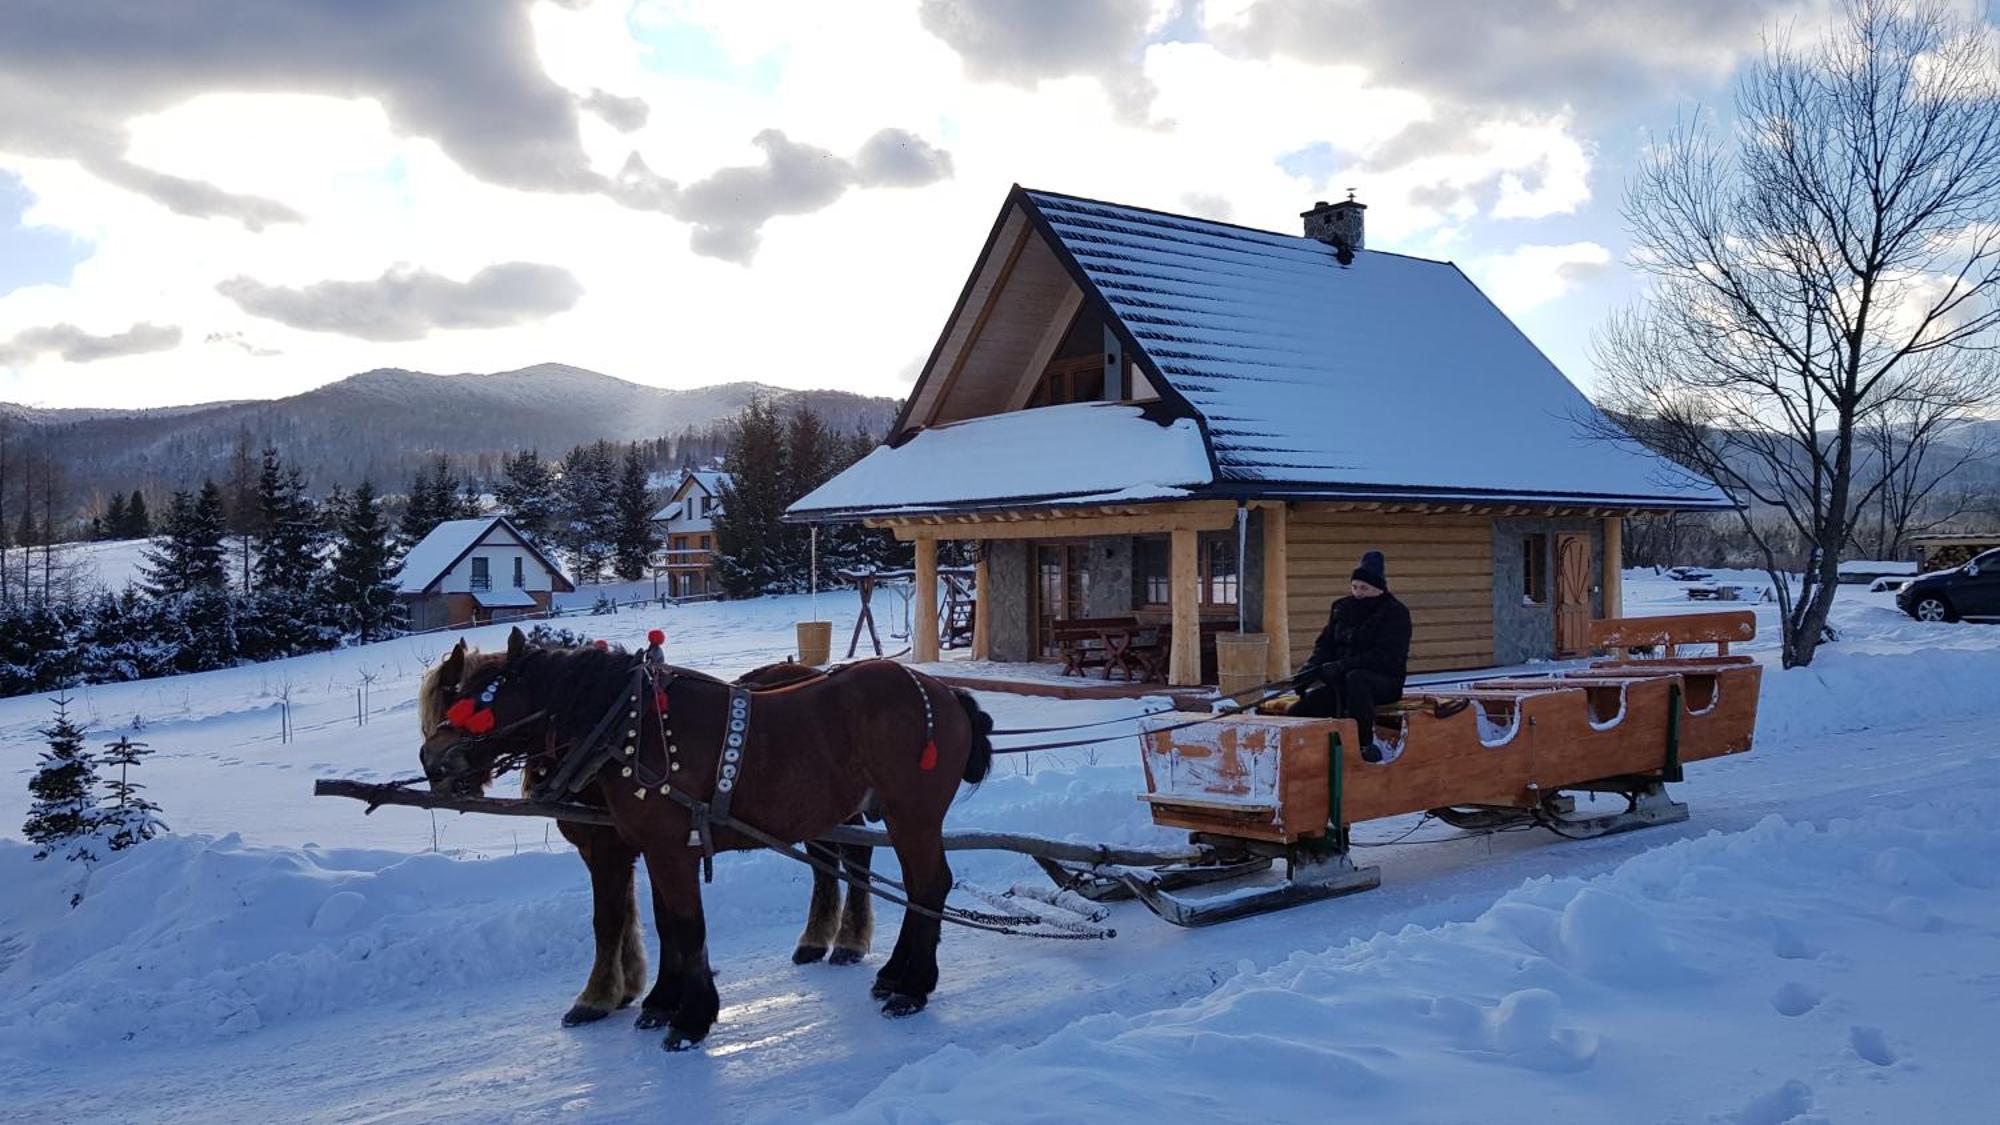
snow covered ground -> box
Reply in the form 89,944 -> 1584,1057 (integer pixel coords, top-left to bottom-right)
2,574 -> 1997,1123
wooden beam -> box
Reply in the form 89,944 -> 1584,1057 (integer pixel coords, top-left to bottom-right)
923,221 -> 1034,428
1261,503 -> 1291,681
1603,517 -> 1624,619
889,502 -> 1239,541
971,548 -> 992,660
1169,527 -> 1201,686
913,537 -> 940,663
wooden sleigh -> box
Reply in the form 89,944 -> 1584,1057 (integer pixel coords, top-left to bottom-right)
1047,612 -> 1762,926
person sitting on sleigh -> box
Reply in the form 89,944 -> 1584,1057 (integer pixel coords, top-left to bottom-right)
1287,550 -> 1411,762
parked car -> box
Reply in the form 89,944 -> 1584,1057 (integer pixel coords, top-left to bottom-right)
1898,548 -> 2000,622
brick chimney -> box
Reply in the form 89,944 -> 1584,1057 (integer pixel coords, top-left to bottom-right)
1301,193 -> 1365,265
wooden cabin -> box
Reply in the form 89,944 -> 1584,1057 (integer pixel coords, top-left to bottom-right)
788,188 -> 1732,685
396,516 -> 573,630
651,469 -> 730,599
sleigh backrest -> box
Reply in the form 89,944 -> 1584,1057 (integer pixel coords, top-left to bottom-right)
1590,611 -> 1757,662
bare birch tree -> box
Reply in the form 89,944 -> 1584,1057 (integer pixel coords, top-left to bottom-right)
1594,0 -> 2000,666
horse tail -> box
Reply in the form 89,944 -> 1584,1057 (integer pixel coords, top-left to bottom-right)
952,688 -> 994,784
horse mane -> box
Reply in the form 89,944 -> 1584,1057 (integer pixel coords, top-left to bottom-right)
513,644 -> 658,738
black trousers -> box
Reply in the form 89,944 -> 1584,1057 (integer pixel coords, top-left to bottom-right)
1290,668 -> 1403,737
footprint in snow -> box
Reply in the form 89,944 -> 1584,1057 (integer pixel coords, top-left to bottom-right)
1769,982 -> 1822,1017
1724,1078 -> 1819,1125
1848,1025 -> 1898,1067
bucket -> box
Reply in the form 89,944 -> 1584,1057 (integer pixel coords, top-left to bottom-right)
1214,632 -> 1270,699
796,620 -> 833,667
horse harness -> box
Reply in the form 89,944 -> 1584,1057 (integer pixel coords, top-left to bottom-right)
434,659 -> 1109,939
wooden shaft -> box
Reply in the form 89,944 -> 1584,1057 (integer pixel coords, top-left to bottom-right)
312,779 -> 1208,866
1169,526 -> 1201,686
913,537 -> 940,663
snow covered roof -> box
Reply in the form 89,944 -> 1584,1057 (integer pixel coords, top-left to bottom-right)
651,500 -> 684,522
790,401 -> 1213,517
472,586 -> 538,608
840,186 -> 1731,517
395,517 -> 572,595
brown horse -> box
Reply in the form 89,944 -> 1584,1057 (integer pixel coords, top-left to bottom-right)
420,627 -> 993,1050
418,648 -> 879,1029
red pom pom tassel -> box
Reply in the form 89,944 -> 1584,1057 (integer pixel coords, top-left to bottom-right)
919,740 -> 938,772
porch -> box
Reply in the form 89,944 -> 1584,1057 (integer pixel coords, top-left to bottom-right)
879,499 -> 1630,690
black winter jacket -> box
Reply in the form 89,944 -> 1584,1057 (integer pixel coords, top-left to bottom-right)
1308,593 -> 1413,692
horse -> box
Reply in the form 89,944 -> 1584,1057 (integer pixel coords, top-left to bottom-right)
418,646 -> 880,1029
419,626 -> 994,1050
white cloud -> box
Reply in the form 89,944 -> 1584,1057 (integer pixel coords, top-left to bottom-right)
1465,242 -> 1616,315
0,3 -> 1713,409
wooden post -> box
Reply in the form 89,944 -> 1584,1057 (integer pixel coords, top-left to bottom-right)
1261,503 -> 1291,680
1169,526 -> 1200,686
971,547 -> 991,661
1602,517 -> 1624,619
914,537 -> 940,664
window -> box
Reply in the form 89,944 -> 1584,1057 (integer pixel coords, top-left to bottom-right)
470,556 -> 491,591
1203,534 -> 1239,607
1134,537 -> 1172,606
1132,533 -> 1239,609
512,556 -> 525,588
1522,534 -> 1548,605
1027,356 -> 1106,407
673,535 -> 688,552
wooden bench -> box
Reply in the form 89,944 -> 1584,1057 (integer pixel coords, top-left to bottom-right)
1590,611 -> 1757,662
1051,616 -> 1143,678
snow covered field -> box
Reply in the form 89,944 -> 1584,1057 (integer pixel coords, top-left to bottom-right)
2,574 -> 1997,1123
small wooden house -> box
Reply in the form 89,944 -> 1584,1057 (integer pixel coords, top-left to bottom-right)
788,188 -> 1731,685
397,516 -> 574,630
651,469 -> 730,598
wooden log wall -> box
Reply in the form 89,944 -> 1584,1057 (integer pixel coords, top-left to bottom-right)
1285,509 -> 1496,673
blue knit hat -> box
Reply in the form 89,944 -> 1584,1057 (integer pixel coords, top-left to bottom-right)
1352,550 -> 1387,591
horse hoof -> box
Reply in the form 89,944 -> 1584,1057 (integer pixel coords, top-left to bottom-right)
828,947 -> 866,966
635,1008 -> 671,1030
662,1030 -> 705,1052
562,1005 -> 610,1027
792,944 -> 828,965
870,980 -> 894,1001
880,993 -> 927,1018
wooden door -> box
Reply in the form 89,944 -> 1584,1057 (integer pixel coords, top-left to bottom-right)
1033,542 -> 1092,658
1554,533 -> 1592,655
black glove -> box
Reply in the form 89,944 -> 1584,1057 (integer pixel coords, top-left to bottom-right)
1291,664 -> 1322,694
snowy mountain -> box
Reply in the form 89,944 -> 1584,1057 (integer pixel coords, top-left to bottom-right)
1,363 -> 897,494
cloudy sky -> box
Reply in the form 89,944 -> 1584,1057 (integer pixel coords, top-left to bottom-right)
0,0 -> 1848,409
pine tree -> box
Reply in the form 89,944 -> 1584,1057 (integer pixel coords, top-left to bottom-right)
496,449 -> 559,542
125,490 -> 151,538
224,431 -> 259,592
98,736 -> 167,851
139,490 -> 196,597
555,442 -> 618,581
254,451 -> 321,594
612,445 -> 658,581
104,493 -> 129,540
328,480 -> 405,643
399,456 -> 465,551
713,398 -> 792,597
23,695 -> 104,862
186,481 -> 230,591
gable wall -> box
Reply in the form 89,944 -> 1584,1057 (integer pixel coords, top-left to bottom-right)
434,536 -> 557,594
